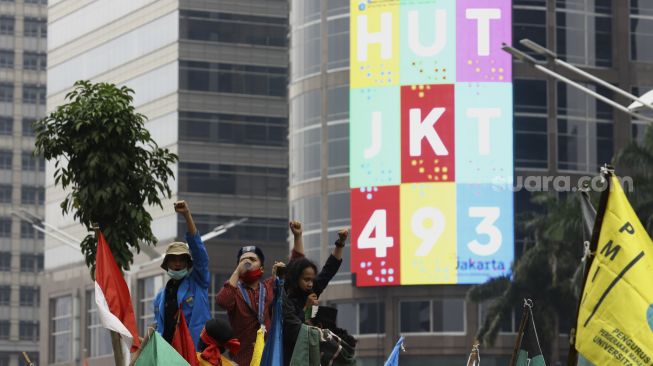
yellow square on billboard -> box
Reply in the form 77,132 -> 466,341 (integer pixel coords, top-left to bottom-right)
350,0 -> 400,88
400,183 -> 457,285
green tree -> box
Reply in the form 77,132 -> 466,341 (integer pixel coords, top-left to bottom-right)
34,80 -> 178,274
467,192 -> 588,364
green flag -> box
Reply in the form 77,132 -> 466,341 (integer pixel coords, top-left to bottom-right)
135,331 -> 190,366
511,300 -> 546,366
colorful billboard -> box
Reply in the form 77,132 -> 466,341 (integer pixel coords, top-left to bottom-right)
350,0 -> 513,286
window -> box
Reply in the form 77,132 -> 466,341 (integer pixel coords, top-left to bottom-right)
328,0 -> 349,17
22,118 -> 35,136
290,127 -> 321,183
327,191 -> 350,228
178,215 -> 287,244
291,0 -> 321,25
328,122 -> 348,176
20,186 -> 44,205
19,321 -> 39,341
210,273 -> 229,321
0,84 -> 12,102
0,286 -> 9,305
25,0 -> 48,4
0,17 -> 14,36
87,290 -> 112,357
180,10 -> 287,47
290,89 -> 321,130
290,195 -> 321,260
0,321 -> 8,340
400,299 -> 465,333
179,111 -> 286,147
555,0 -> 612,67
179,61 -> 287,97
327,16 -> 349,71
20,253 -> 43,272
513,2 -> 546,55
179,163 -> 287,199
22,152 -> 43,171
478,302 -> 521,333
557,82 -> 613,172
23,18 -> 47,38
50,295 -> 73,363
333,302 -> 385,336
138,275 -> 163,332
291,22 -> 321,79
0,117 -> 11,135
0,50 -> 13,69
21,221 -> 43,239
514,79 -> 548,169
22,85 -> 46,104
23,52 -> 46,71
0,252 -> 9,271
631,1 -> 653,62
0,185 -> 9,203
19,286 -> 39,306
0,217 -> 10,237
0,150 -> 10,170
0,353 -> 7,366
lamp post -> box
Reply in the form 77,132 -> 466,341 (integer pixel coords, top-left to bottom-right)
503,39 -> 653,122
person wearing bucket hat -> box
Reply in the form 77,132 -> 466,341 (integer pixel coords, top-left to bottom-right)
153,200 -> 211,348
216,243 -> 288,365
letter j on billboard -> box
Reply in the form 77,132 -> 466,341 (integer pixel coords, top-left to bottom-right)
349,0 -> 514,287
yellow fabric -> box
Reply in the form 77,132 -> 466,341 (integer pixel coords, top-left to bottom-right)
249,326 -> 265,366
575,175 -> 653,365
196,353 -> 238,366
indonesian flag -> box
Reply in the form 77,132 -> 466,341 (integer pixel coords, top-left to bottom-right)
95,231 -> 141,365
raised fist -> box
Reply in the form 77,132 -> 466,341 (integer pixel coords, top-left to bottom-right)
289,221 -> 303,236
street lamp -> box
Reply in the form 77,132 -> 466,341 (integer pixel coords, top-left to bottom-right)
503,39 -> 653,122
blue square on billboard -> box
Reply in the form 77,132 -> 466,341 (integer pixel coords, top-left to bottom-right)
456,183 -> 513,284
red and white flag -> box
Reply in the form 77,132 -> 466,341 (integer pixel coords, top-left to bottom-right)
94,231 -> 141,365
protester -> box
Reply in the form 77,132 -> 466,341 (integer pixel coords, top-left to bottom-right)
196,319 -> 240,366
216,244 -> 286,366
153,201 -> 211,348
282,302 -> 357,366
284,225 -> 348,323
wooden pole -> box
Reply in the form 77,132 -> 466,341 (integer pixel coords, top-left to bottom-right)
111,331 -> 125,366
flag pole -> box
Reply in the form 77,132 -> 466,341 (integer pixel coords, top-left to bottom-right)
509,299 -> 532,366
565,165 -> 613,366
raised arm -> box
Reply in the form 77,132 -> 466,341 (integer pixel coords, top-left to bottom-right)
313,229 -> 348,297
289,221 -> 304,256
176,201 -> 209,287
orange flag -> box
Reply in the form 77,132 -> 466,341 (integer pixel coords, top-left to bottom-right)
171,310 -> 198,366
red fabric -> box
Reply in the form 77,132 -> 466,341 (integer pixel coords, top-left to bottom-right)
215,277 -> 275,366
239,268 -> 263,284
172,311 -> 198,366
199,330 -> 241,365
95,232 -> 141,351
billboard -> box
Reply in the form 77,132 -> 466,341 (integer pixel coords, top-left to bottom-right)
349,0 -> 513,286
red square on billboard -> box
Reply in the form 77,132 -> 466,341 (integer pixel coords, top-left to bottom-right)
350,185 -> 400,287
401,84 -> 455,183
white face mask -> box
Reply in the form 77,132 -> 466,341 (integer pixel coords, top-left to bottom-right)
167,268 -> 188,280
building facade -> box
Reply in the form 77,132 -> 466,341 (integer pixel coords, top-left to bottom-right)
0,0 -> 46,365
288,0 -> 651,365
42,0 -> 288,365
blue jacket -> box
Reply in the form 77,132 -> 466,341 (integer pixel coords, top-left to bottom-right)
153,231 -> 210,348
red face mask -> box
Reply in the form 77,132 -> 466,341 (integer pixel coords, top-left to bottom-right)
239,268 -> 263,284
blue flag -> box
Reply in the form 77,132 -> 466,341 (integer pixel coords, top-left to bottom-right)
384,337 -> 405,366
260,278 -> 285,366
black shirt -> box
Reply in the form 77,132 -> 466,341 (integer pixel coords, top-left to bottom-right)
162,278 -> 182,343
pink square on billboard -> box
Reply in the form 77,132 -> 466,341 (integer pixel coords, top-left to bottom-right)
456,0 -> 512,82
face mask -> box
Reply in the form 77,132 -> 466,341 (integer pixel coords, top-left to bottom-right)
167,268 -> 188,280
239,268 -> 263,284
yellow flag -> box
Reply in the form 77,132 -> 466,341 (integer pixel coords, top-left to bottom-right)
575,175 -> 653,365
249,326 -> 265,366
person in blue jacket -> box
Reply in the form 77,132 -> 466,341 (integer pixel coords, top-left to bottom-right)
153,200 -> 210,348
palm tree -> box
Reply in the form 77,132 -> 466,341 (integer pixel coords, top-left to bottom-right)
468,123 -> 653,364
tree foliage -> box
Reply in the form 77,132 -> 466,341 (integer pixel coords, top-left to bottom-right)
34,80 -> 178,274
467,123 -> 653,363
